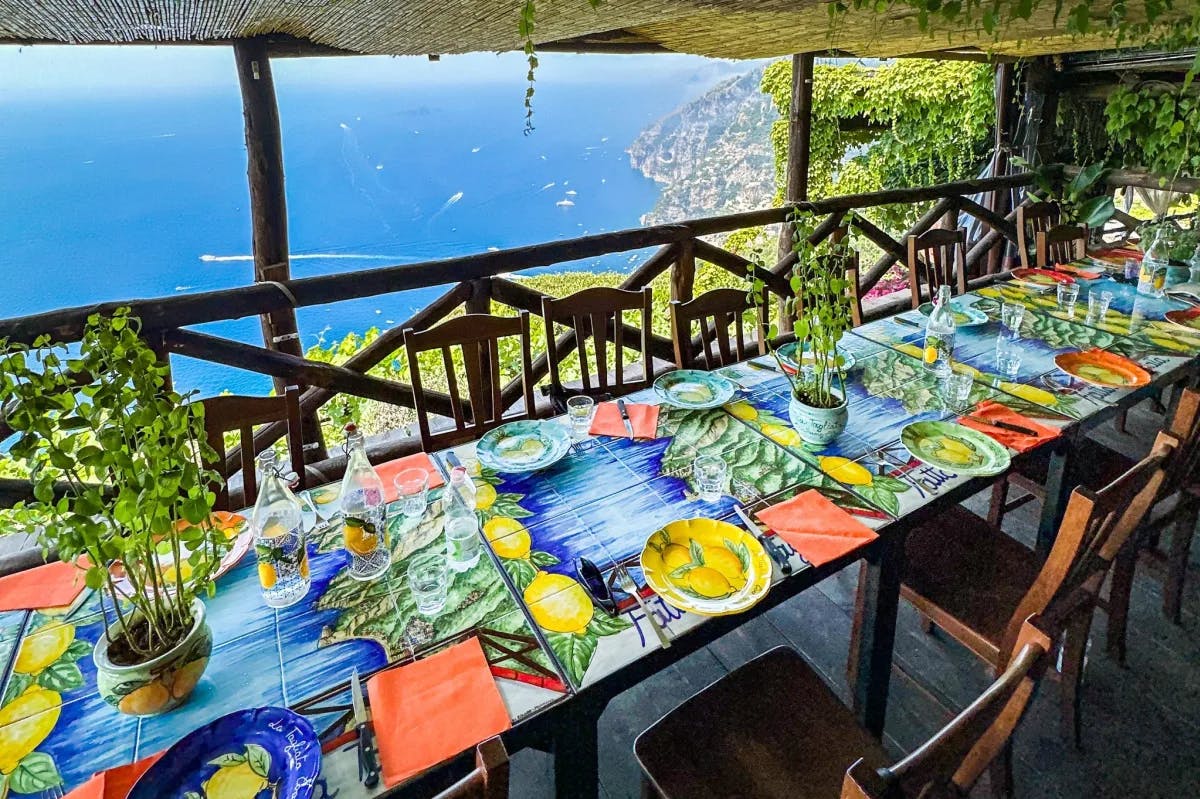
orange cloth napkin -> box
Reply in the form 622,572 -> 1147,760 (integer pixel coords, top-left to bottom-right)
63,752 -> 162,799
589,401 -> 660,439
755,490 -> 878,568
0,560 -> 87,612
1054,262 -> 1101,280
376,452 -> 445,503
957,400 -> 1061,453
367,637 -> 511,788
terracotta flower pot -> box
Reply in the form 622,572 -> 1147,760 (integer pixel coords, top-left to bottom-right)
93,598 -> 212,716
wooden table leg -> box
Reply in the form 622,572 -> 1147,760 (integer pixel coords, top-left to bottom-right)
851,535 -> 903,738
554,696 -> 604,799
1036,436 -> 1073,557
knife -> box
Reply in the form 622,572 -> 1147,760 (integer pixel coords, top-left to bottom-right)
616,398 -> 635,439
733,505 -> 793,575
746,359 -> 781,373
350,668 -> 381,788
960,415 -> 1040,437
445,451 -> 463,470
894,316 -> 922,328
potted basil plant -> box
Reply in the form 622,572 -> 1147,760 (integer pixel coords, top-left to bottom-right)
0,309 -> 229,716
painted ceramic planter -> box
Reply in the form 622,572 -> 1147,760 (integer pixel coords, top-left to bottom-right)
788,390 -> 849,448
94,597 -> 212,716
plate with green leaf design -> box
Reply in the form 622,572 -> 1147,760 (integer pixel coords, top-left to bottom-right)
653,369 -> 736,409
900,420 -> 1011,477
477,420 -> 572,473
775,341 -> 858,375
640,518 -> 772,616
916,301 -> 990,328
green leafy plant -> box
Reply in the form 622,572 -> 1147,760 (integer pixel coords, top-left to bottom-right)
1106,83 -> 1200,183
1018,160 -> 1117,229
0,309 -> 228,664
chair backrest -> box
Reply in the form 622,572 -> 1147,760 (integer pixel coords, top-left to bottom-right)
842,618 -> 1053,798
1159,386 -> 1200,498
403,312 -> 536,451
998,436 -> 1175,662
201,385 -> 305,510
432,737 -> 509,799
541,286 -> 654,412
1017,201 -> 1062,269
906,228 -> 967,309
1035,224 -> 1088,268
670,287 -> 768,370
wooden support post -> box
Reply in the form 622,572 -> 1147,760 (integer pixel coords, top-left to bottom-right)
776,53 -> 814,331
234,37 -> 326,462
989,62 -> 1017,274
671,239 -> 696,302
465,277 -> 496,419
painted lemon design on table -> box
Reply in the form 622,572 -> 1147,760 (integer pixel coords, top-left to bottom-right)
640,518 -> 772,617
819,456 -> 873,486
524,571 -> 594,635
727,401 -> 758,421
999,381 -> 1058,407
761,423 -> 801,447
0,684 -> 62,774
484,517 -> 532,560
474,482 -> 497,510
14,622 -> 74,675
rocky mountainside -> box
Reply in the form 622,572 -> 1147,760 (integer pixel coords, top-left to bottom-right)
628,66 -> 778,225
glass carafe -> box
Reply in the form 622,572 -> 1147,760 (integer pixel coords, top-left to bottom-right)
250,450 -> 311,608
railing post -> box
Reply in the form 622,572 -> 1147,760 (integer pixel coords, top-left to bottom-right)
466,277 -> 496,419
671,239 -> 696,302
776,53 -> 815,333
234,37 -> 327,462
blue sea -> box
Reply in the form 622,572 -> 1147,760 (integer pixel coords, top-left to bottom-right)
0,51 -> 742,395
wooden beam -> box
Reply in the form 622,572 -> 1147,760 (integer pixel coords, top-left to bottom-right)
693,240 -> 791,299
1064,165 -> 1200,195
233,37 -> 326,460
672,239 -> 697,302
777,53 -> 815,256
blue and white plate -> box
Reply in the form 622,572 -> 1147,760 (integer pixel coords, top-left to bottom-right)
477,420 -> 572,473
916,301 -> 990,328
128,706 -> 321,799
653,370 -> 737,409
775,341 -> 858,375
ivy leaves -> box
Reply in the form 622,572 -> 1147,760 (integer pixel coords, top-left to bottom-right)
1107,85 -> 1200,183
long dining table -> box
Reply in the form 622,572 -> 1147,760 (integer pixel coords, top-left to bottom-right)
3,260 -> 1199,799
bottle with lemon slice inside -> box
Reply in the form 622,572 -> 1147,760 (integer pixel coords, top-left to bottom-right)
340,424 -> 390,580
922,284 -> 957,377
250,450 -> 311,608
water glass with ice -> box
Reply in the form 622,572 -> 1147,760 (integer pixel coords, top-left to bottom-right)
693,455 -> 728,502
943,371 -> 974,409
408,552 -> 450,615
395,468 -> 430,518
566,395 -> 596,440
444,516 -> 482,572
995,338 -> 1023,380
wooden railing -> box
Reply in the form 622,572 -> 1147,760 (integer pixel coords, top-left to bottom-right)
0,166 -> 1185,492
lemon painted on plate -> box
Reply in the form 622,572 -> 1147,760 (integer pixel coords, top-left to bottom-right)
685,566 -> 733,598
819,456 -> 873,486
483,517 -> 532,560
702,546 -> 746,588
14,622 -> 74,675
524,571 -> 594,635
202,760 -> 269,799
0,685 -> 62,774
661,544 -> 692,571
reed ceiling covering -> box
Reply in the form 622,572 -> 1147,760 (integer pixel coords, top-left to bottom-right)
0,0 -> 1179,58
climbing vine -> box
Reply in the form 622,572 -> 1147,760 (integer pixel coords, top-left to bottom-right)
1106,83 -> 1200,182
519,0 -> 602,132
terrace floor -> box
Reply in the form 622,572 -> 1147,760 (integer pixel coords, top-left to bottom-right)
508,400 -> 1200,798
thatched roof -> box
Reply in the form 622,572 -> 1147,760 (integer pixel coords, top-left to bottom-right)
0,0 -> 1182,59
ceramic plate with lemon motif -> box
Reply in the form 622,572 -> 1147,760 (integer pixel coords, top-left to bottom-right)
654,370 -> 737,409
775,341 -> 858,374
477,420 -> 572,473
900,421 -> 1011,477
916,301 -> 990,328
640,518 -> 772,617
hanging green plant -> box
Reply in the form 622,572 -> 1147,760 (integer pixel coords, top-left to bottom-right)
1106,83 -> 1200,183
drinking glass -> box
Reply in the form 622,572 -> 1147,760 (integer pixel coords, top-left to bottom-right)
394,468 -> 430,518
444,516 -> 482,572
943,371 -> 974,409
1000,302 -> 1025,337
1123,258 -> 1140,282
995,338 -> 1023,380
1087,290 -> 1113,320
693,455 -> 728,502
299,491 -> 318,533
1056,283 -> 1080,316
408,552 -> 450,616
566,395 -> 596,441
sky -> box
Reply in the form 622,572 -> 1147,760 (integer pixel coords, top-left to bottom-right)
0,45 -> 751,98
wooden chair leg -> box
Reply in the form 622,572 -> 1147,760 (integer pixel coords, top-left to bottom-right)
986,739 -> 1015,799
1165,503 -> 1199,624
1058,613 -> 1092,749
987,477 -> 1009,528
1116,409 -> 1129,434
1106,548 -> 1136,666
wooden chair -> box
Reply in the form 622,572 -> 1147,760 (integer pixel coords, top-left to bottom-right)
991,387 -> 1200,662
540,286 -> 654,413
670,287 -> 768,370
854,436 -> 1173,747
403,312 -> 536,451
201,385 -> 305,511
1016,201 -> 1062,269
432,737 -> 509,799
634,618 -> 1052,799
906,227 -> 967,309
1035,224 -> 1088,268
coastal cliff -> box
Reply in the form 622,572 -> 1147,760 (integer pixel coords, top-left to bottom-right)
627,67 -> 777,224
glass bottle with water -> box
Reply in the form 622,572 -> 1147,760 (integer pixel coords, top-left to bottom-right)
444,466 -> 481,572
251,450 -> 311,608
1187,244 -> 1200,286
1137,229 -> 1170,298
340,424 -> 390,581
922,284 -> 956,377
